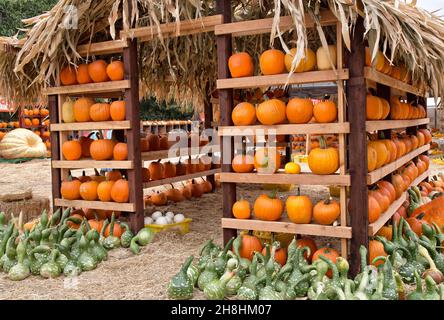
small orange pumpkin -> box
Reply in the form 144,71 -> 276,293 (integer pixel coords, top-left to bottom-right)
312,198 -> 340,225
106,61 -> 125,81
254,192 -> 284,221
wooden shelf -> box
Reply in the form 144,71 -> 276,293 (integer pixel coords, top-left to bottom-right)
367,144 -> 430,185
219,123 -> 350,136
143,169 -> 220,189
77,40 -> 128,57
217,69 -> 349,90
43,80 -> 130,96
222,218 -> 352,239
368,168 -> 430,235
366,118 -> 430,132
220,171 -> 350,186
141,148 -> 206,161
54,199 -> 135,212
368,193 -> 407,236
215,10 -> 337,37
364,67 -> 424,96
52,160 -> 133,169
121,15 -> 223,42
51,121 -> 131,131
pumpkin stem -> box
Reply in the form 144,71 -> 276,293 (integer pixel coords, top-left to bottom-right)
322,94 -> 331,101
268,189 -> 279,199
324,197 -> 332,205
417,212 -> 425,220
318,136 -> 327,149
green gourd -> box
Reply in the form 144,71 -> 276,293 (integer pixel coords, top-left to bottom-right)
418,239 -> 444,274
225,272 -> 243,296
395,246 -> 424,284
87,229 -> 108,262
56,244 -> 82,277
380,257 -> 398,300
418,244 -> 444,284
8,239 -> 30,281
232,235 -> 251,279
204,271 -> 234,300
78,235 -> 97,271
307,260 -> 329,300
336,257 -> 349,287
0,212 -> 6,226
99,219 -> 109,244
39,209 -> 48,229
59,237 -> 76,251
237,285 -> 257,300
273,263 -> 293,293
407,271 -> 424,300
56,252 -> 69,270
29,245 -> 51,275
286,238 -> 298,261
198,240 -> 217,271
353,266 -> 370,300
197,258 -> 218,291
2,232 -> 18,272
186,263 -> 200,287
59,208 -> 71,225
0,222 -> 14,257
40,249 -> 61,278
103,213 -> 120,250
130,228 -> 155,254
167,255 -> 194,300
257,245 -> 284,300
423,275 -> 440,300
49,208 -> 61,227
242,253 -> 259,290
214,237 -> 234,276
120,222 -> 134,248
319,255 -> 346,300
284,271 -> 316,300
371,271 -> 385,300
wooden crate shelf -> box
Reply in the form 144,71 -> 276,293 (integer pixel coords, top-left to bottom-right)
366,118 -> 430,132
220,171 -> 350,186
141,148 -> 206,161
51,121 -> 131,131
43,80 -> 130,96
54,199 -> 135,212
143,169 -> 220,189
364,67 -> 424,96
217,69 -> 349,90
52,160 -> 133,169
221,218 -> 352,239
218,123 -> 350,136
77,39 -> 128,57
367,144 -> 430,185
214,10 -> 337,37
368,168 -> 430,235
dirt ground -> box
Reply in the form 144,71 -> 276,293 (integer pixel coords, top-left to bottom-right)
0,159 -> 440,299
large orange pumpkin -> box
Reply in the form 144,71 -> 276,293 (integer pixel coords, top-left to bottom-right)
259,49 -> 285,75
312,247 -> 340,278
60,66 -> 78,86
377,180 -> 396,203
76,64 -> 92,84
313,198 -> 340,225
286,193 -> 313,224
232,154 -> 254,173
313,97 -> 337,123
231,102 -> 256,126
238,234 -> 263,260
228,52 -> 254,78
368,193 -> 382,223
113,142 -> 128,160
88,60 -> 109,82
73,97 -> 95,122
370,189 -> 390,213
110,179 -> 129,203
90,138 -> 115,160
62,140 -> 82,160
369,240 -> 387,267
254,193 -> 284,221
254,147 -> 281,174
368,140 -> 388,169
366,94 -> 383,120
308,137 -> 339,174
79,181 -> 99,201
97,180 -> 115,202
286,98 -> 313,124
106,61 -> 125,81
89,103 -> 111,122
110,101 -> 126,121
256,99 -> 287,125
367,145 -> 377,172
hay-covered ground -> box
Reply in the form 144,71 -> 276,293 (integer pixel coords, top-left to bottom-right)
0,159 -> 440,299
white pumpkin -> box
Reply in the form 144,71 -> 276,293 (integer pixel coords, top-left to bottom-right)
0,129 -> 47,159
62,98 -> 75,123
316,45 -> 337,70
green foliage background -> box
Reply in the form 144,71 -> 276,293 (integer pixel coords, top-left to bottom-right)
140,98 -> 194,121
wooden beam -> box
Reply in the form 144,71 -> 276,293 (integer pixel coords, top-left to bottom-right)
77,40 -> 128,57
218,123 -> 350,136
124,37 -> 145,233
51,121 -> 131,131
49,95 -> 61,209
143,169 -> 220,189
346,16 -> 368,277
366,118 -> 429,132
43,80 -> 130,96
121,15 -> 224,42
215,10 -> 338,37
364,67 -> 424,96
55,199 -> 135,212
217,0 -> 237,245
52,160 -> 134,169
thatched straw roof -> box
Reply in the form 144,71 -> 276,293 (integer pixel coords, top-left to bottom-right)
1,0 -> 444,110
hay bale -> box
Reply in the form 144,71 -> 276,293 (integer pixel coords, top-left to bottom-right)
0,196 -> 50,223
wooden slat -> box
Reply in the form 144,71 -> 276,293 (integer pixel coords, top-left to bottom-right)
51,121 -> 131,131
219,123 -> 350,136
143,169 -> 221,189
368,193 -> 407,236
367,144 -> 430,184
364,67 -> 424,96
54,199 -> 135,212
52,160 -> 133,169
215,10 -> 338,37
217,69 -> 349,90
220,172 -> 351,186
368,169 -> 431,235
43,80 -> 130,96
77,40 -> 128,57
366,118 -> 430,132
222,218 -> 352,239
141,148 -> 206,161
121,15 -> 224,41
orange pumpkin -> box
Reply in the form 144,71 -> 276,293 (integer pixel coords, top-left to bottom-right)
110,179 -> 129,203
79,181 -> 99,201
73,97 -> 95,122
238,234 -> 263,261
79,133 -> 94,158
141,168 -> 150,182
262,246 -> 287,266
366,94 -> 383,120
61,177 -> 81,200
88,60 -> 109,82
376,225 -> 393,240
113,142 -> 128,160
256,99 -> 287,125
286,98 -> 313,124
368,193 -> 382,223
369,240 -> 387,267
368,140 -> 388,169
286,192 -> 313,224
308,137 -> 339,175
296,238 -> 318,262
232,154 -> 254,173
146,133 -> 160,151
232,199 -> 251,219
163,161 -> 176,178
380,98 -> 390,120
312,247 -> 340,278
110,101 -> 126,121
313,198 -> 340,225
60,66 -> 78,86
367,145 -> 378,172
97,180 -> 115,202
90,138 -> 115,160
106,61 -> 125,81
62,140 -> 82,160
148,160 -> 165,180
370,189 -> 390,213
313,97 -> 337,123
231,102 -> 256,126
254,193 -> 284,221
76,64 -> 92,84
254,147 -> 281,174
259,49 -> 286,75
377,180 -> 397,203
89,103 -> 111,122
228,52 -> 254,78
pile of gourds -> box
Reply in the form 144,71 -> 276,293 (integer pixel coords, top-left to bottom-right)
168,228 -> 444,300
0,208 -> 154,281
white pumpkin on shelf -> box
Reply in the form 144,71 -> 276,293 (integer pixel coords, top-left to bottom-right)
0,129 -> 47,159
316,45 -> 337,70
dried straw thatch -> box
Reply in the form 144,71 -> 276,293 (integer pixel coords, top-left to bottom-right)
1,0 -> 444,110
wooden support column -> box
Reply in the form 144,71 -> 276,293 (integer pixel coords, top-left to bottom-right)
217,0 -> 237,244
124,39 -> 144,232
346,16 -> 368,276
49,95 -> 61,209
204,85 -> 215,191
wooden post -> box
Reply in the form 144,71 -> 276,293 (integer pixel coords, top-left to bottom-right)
346,16 -> 368,276
124,39 -> 144,232
217,0 -> 237,244
48,95 -> 61,208
204,86 -> 215,191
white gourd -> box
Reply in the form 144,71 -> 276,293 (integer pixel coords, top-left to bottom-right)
0,129 -> 47,159
316,45 -> 337,71
173,214 -> 185,223
144,217 -> 153,225
151,211 -> 163,220
165,212 -> 175,220
155,216 -> 168,225
62,98 -> 76,123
